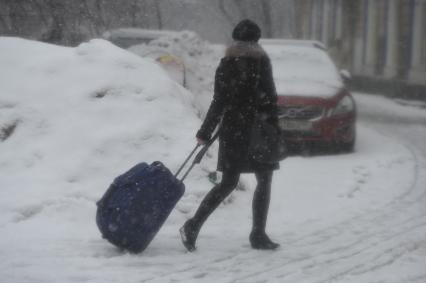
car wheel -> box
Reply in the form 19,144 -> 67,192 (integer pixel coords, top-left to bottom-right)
337,125 -> 356,153
338,138 -> 355,153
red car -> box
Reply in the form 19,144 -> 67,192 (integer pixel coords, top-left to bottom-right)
261,39 -> 356,153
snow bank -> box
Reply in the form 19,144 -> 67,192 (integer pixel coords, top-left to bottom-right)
0,37 -> 218,240
354,92 -> 426,123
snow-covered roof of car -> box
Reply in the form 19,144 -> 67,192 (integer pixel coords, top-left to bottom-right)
261,40 -> 343,98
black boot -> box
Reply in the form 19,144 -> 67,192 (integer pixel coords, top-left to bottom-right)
250,171 -> 279,250
249,230 -> 280,250
179,219 -> 199,252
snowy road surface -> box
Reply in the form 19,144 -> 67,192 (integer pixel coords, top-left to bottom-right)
1,38 -> 426,283
2,94 -> 425,283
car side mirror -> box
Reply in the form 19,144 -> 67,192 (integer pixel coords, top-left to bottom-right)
340,69 -> 352,82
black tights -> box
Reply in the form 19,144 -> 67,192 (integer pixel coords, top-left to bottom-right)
190,170 -> 273,235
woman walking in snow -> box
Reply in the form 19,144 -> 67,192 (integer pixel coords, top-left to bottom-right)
180,19 -> 280,251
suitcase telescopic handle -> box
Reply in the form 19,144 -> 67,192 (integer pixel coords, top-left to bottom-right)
175,131 -> 219,182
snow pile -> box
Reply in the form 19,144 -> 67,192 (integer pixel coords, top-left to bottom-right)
0,37 -> 218,249
129,31 -> 224,116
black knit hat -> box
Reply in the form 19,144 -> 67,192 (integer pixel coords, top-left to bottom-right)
232,19 -> 261,42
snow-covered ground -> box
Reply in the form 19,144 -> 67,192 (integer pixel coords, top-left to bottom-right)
1,37 -> 425,283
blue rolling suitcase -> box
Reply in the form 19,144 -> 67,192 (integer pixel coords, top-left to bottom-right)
96,135 -> 217,253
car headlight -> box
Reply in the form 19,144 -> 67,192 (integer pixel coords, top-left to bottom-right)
329,96 -> 355,116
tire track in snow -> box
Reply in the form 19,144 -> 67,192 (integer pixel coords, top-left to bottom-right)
228,211 -> 426,282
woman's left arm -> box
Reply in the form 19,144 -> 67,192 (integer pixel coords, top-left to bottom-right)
196,60 -> 228,141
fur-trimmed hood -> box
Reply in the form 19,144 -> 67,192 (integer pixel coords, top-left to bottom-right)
225,41 -> 266,59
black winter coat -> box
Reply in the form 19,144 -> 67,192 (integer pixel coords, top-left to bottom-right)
197,41 -> 279,173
